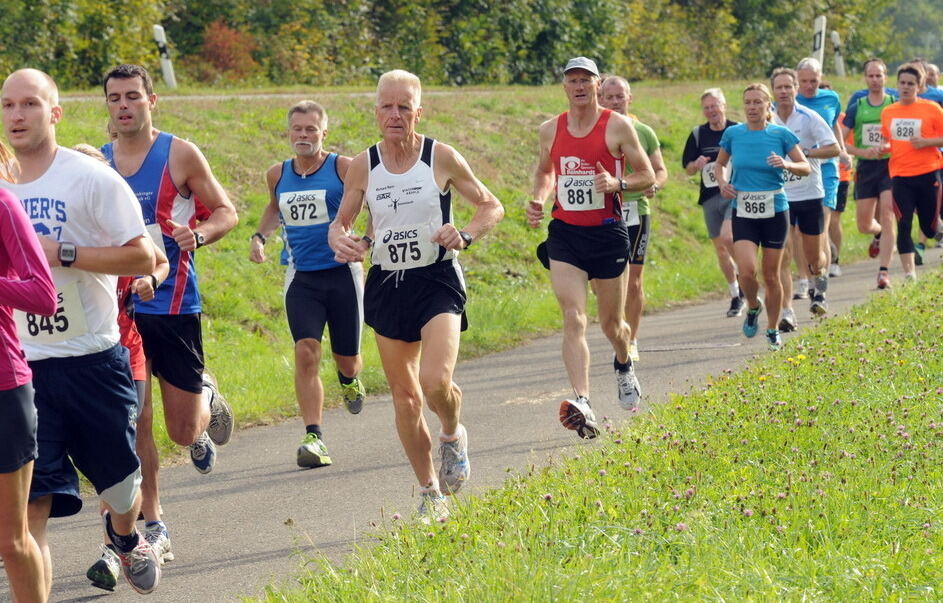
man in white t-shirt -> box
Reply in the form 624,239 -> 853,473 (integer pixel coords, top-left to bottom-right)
771,67 -> 839,327
1,68 -> 160,597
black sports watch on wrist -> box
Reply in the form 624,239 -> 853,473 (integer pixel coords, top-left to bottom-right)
619,178 -> 628,191
58,242 -> 77,267
459,231 -> 473,249
194,231 -> 206,248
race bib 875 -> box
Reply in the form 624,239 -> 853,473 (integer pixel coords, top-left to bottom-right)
372,223 -> 438,270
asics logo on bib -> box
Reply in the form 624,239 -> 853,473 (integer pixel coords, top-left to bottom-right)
286,192 -> 322,204
20,197 -> 67,222
382,229 -> 419,243
563,177 -> 594,188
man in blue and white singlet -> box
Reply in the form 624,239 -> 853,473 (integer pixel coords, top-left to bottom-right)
249,101 -> 365,469
101,64 -> 238,565
329,70 -> 504,522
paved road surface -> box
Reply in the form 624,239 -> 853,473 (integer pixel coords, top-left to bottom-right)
2,250 -> 935,602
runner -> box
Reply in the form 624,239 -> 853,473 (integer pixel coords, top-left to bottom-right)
829,113 -> 853,277
841,58 -> 898,289
329,69 -> 503,520
598,75 -> 669,362
879,62 -> 943,280
681,88 -> 742,317
249,100 -> 366,469
714,83 -> 810,350
770,67 -> 839,331
102,63 -> 237,479
527,57 -> 653,431
0,142 -> 57,603
927,63 -> 940,90
796,59 -> 846,277
72,143 -> 172,591
2,68 -> 161,596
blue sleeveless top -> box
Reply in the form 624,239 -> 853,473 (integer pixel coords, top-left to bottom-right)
274,154 -> 344,271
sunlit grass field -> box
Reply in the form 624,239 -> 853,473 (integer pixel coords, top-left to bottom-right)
53,78 -> 871,458
258,268 -> 943,601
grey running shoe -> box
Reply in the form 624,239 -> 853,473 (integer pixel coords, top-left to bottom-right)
727,295 -> 745,317
778,307 -> 797,333
144,523 -> 174,564
87,544 -> 120,591
438,424 -> 470,495
614,360 -> 642,410
341,377 -> 365,414
417,489 -> 449,524
297,432 -> 333,468
559,396 -> 599,439
102,512 -> 161,595
190,432 -> 216,474
204,373 -> 233,446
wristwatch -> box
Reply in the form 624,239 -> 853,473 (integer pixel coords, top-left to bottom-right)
619,178 -> 628,191
362,235 -> 374,248
194,231 -> 206,248
58,242 -> 77,267
251,232 -> 266,245
459,231 -> 473,249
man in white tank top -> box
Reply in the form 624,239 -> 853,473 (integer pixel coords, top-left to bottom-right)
329,70 -> 504,522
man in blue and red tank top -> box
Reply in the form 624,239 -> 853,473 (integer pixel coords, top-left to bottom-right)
100,63 -> 238,562
526,57 -> 654,439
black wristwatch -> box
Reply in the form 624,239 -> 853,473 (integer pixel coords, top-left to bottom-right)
362,235 -> 374,248
148,274 -> 158,291
619,178 -> 628,191
58,242 -> 77,267
194,231 -> 206,248
459,231 -> 473,249
251,232 -> 266,245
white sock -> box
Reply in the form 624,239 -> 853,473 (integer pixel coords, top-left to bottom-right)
728,281 -> 740,298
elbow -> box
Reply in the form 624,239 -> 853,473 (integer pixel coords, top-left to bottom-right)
493,198 -> 505,224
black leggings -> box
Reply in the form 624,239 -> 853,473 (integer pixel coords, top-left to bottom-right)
892,171 -> 941,254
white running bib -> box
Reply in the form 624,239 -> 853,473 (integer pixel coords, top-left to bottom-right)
891,118 -> 921,141
737,190 -> 777,219
15,280 -> 89,344
557,175 -> 603,212
373,223 -> 438,270
783,169 -> 809,187
861,123 -> 884,147
279,189 -> 329,226
622,200 -> 640,227
146,223 -> 167,256
701,161 -> 729,189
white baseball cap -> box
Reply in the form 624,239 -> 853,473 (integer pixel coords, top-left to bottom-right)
563,57 -> 600,77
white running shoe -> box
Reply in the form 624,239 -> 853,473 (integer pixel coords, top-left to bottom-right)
438,424 -> 470,495
87,544 -> 120,591
828,263 -> 841,277
417,489 -> 449,524
144,523 -> 174,564
559,396 -> 599,439
778,307 -> 797,333
615,364 -> 642,410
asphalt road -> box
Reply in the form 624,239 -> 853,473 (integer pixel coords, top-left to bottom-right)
2,248 -> 936,602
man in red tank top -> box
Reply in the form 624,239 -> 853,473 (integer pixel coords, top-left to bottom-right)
526,57 -> 655,439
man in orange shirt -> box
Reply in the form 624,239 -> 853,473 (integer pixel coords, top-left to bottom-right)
880,62 -> 943,280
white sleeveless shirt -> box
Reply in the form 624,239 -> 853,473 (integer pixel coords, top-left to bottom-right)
365,137 -> 455,270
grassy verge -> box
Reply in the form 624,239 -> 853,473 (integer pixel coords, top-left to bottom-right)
53,79 -> 872,457
259,268 -> 943,600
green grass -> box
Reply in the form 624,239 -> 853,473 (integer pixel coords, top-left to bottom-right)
52,79 -> 873,458
258,268 -> 943,601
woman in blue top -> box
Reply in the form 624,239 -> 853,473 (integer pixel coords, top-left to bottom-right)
714,83 -> 810,350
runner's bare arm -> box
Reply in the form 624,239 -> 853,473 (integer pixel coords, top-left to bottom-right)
169,138 -> 239,250
527,120 -> 556,227
783,145 -> 812,176
613,114 -> 655,192
714,149 -> 735,198
645,148 -> 669,198
805,142 -> 839,159
431,144 -> 504,250
39,234 -> 155,275
249,164 -> 283,263
328,151 -> 369,262
131,240 -> 170,301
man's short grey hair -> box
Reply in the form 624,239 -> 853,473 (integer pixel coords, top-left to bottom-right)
376,69 -> 422,107
700,87 -> 726,105
601,75 -> 630,93
287,100 -> 327,128
796,57 -> 823,74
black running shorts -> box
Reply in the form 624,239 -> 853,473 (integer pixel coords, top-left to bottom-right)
855,159 -> 893,200
546,219 -> 629,280
788,198 -> 825,235
284,264 -> 363,356
135,313 -> 204,394
732,209 -> 789,249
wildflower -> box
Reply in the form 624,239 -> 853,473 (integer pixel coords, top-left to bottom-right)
543,493 -> 553,501
392,513 -> 402,521
743,509 -> 754,517
675,522 -> 688,531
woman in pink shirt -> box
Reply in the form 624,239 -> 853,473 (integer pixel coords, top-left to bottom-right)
0,142 -> 57,603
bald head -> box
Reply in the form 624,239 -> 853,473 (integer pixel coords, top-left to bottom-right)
2,69 -> 59,106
